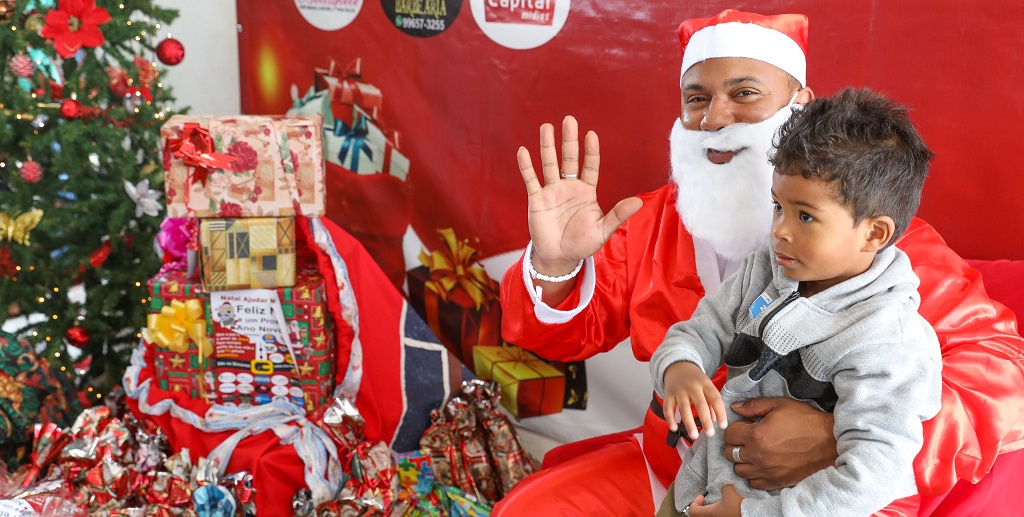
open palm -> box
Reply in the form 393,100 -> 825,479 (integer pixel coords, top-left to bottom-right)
517,116 -> 642,274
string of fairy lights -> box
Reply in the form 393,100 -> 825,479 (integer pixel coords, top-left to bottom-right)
2,1 -> 179,391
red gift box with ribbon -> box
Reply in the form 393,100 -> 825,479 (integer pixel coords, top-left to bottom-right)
313,58 -> 383,127
146,258 -> 335,411
406,229 -> 501,367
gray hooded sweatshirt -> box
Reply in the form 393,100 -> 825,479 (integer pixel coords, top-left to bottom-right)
651,246 -> 942,516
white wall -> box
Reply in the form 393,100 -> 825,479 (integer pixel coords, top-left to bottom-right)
159,0 -> 241,116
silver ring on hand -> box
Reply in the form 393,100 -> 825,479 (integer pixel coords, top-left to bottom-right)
732,445 -> 744,464
561,171 -> 578,180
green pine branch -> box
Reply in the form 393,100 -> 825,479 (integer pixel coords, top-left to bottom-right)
0,0 -> 182,395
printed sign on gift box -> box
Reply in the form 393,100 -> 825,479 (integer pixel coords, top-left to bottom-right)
472,346 -> 565,418
199,217 -> 297,291
161,114 -> 325,218
406,229 -> 501,367
209,290 -> 304,408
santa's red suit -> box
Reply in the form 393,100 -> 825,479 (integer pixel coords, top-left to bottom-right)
498,184 -> 1024,515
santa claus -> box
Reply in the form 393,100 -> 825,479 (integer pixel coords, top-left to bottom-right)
498,9 -> 1024,516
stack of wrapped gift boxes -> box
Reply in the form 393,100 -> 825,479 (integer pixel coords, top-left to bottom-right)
145,114 -> 336,413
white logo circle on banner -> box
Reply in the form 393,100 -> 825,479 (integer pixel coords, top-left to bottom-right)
469,0 -> 570,50
294,0 -> 364,31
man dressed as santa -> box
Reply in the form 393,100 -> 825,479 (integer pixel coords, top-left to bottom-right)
498,9 -> 1024,516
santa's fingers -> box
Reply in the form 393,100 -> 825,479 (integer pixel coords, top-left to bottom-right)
580,130 -> 600,186
600,196 -> 643,241
560,116 -> 580,179
538,123 -> 560,185
517,147 -> 542,196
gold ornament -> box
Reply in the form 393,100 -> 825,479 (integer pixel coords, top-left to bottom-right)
24,13 -> 45,33
0,209 -> 44,246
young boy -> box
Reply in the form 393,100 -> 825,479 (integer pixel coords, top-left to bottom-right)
651,88 -> 942,516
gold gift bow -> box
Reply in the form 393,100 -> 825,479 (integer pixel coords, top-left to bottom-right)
418,228 -> 499,311
143,299 -> 212,357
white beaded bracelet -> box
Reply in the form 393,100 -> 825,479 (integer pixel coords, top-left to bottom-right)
527,250 -> 584,283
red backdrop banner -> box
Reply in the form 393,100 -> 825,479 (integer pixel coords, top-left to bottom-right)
238,0 -> 1024,272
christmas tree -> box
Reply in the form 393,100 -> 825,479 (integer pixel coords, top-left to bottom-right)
0,0 -> 181,395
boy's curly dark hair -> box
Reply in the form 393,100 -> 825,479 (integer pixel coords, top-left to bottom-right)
771,88 -> 933,247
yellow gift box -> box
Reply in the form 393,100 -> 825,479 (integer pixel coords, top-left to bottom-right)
473,346 -> 565,418
200,217 -> 296,291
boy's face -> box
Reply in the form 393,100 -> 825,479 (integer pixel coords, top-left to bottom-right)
770,172 -> 879,297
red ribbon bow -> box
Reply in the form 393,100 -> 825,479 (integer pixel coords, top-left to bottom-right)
165,122 -> 238,187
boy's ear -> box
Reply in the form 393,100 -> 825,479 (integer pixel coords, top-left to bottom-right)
862,216 -> 896,252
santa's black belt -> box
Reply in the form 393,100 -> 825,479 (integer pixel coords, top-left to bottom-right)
650,393 -> 699,448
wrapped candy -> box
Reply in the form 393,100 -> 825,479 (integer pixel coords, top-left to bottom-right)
417,380 -> 538,506
134,429 -> 169,473
0,393 -> 254,517
443,485 -> 491,517
0,479 -> 84,517
79,457 -> 144,509
142,471 -> 193,507
310,397 -> 366,454
315,498 -> 388,516
221,471 -> 256,517
338,442 -> 398,511
191,456 -> 221,487
419,409 -> 461,489
164,449 -> 194,481
193,484 -> 236,517
444,398 -> 497,504
466,382 -> 537,495
18,422 -> 70,487
293,488 -> 315,517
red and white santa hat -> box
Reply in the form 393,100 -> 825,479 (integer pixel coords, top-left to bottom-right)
678,9 -> 808,86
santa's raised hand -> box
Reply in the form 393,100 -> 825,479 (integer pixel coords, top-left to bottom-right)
517,116 -> 642,295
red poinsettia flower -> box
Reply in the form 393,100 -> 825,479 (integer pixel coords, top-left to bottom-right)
40,0 -> 112,59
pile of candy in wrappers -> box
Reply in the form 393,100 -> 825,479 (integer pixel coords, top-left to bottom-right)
0,380 -> 538,516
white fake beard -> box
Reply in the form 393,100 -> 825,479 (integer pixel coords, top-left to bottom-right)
669,107 -> 794,260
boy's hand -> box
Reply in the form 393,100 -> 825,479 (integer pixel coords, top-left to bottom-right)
688,484 -> 743,517
662,361 -> 727,440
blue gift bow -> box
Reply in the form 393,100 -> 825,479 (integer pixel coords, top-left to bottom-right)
337,116 -> 373,172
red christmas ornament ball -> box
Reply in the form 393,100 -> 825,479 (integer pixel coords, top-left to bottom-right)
156,38 -> 185,66
60,99 -> 82,119
19,160 -> 43,183
66,326 -> 90,348
9,53 -> 34,78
